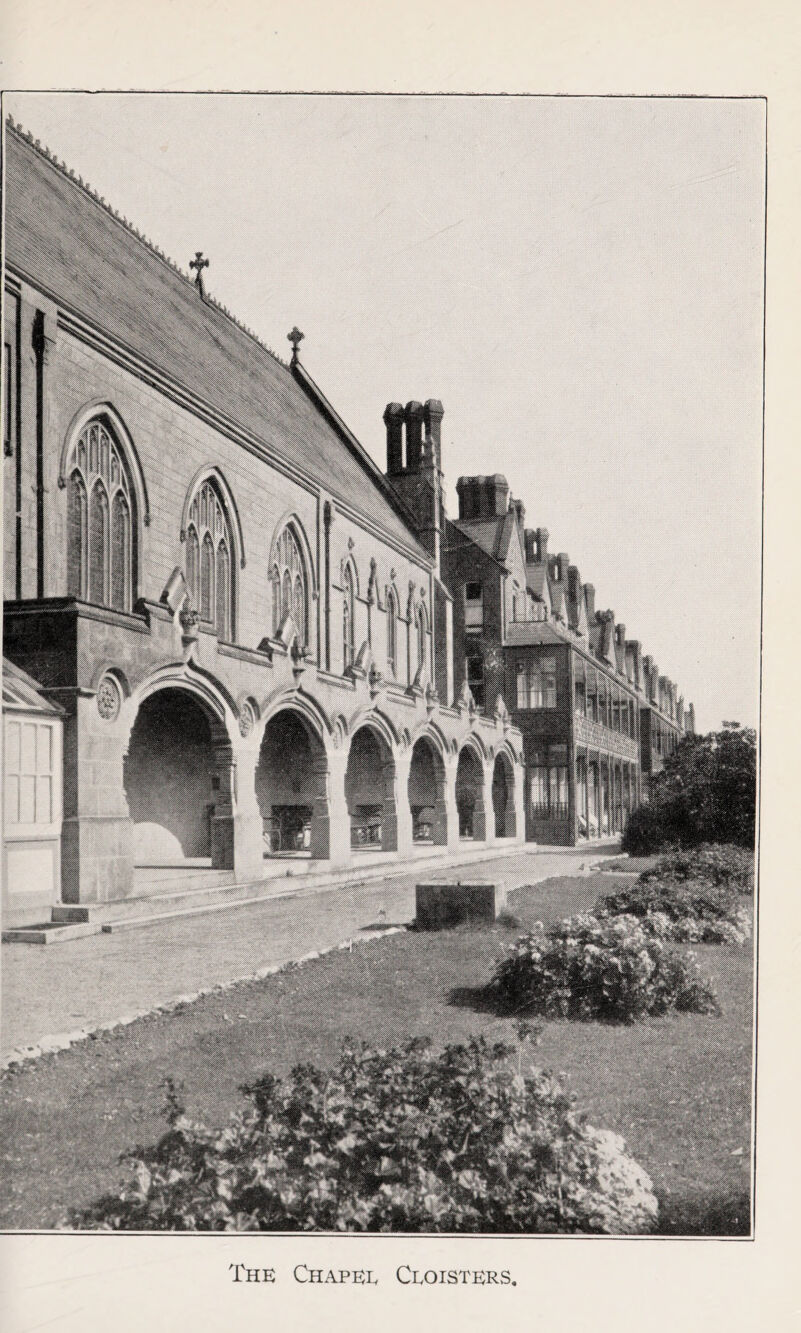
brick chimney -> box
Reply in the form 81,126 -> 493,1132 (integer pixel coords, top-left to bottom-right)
536,527 -> 549,563
405,401 -> 424,472
584,583 -> 595,620
384,402 -> 404,475
385,397 -> 444,571
615,623 -> 626,646
456,474 -> 510,520
423,398 -> 444,471
557,552 -> 569,584
627,639 -> 643,690
511,497 -> 526,528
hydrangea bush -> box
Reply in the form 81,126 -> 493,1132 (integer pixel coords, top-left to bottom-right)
71,1036 -> 658,1235
595,852 -> 753,947
488,914 -> 720,1023
639,844 -> 754,895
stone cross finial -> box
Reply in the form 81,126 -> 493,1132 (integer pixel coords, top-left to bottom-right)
287,326 -> 305,363
190,251 -> 209,295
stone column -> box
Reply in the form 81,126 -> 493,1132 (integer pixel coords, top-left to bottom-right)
231,740 -> 266,880
444,753 -> 461,854
392,751 -> 414,856
61,690 -> 134,905
379,754 -> 403,853
309,750 -> 351,865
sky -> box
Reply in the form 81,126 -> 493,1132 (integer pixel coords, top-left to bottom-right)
5,93 -> 765,730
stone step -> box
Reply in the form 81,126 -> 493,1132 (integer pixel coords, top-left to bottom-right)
35,841 -> 532,938
2,920 -> 104,944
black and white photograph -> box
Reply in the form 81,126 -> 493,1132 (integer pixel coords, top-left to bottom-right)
0,76 -> 772,1312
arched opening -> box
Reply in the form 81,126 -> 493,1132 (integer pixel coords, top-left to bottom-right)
408,736 -> 447,845
492,751 -> 516,838
257,710 -> 326,856
345,726 -> 395,851
456,746 -> 486,841
124,689 -> 222,864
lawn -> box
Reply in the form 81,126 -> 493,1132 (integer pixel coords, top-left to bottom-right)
0,871 -> 753,1234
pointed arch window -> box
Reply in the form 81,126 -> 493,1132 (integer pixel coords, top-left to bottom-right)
343,563 -> 355,669
416,602 -> 428,675
386,587 -> 398,678
185,479 -> 234,640
68,418 -> 135,611
271,524 -> 309,646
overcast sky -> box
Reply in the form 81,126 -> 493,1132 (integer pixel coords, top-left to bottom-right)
5,93 -> 765,730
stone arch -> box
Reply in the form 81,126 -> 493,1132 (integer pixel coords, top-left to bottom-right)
408,733 -> 448,846
256,703 -> 331,857
122,674 -> 237,870
492,748 -> 517,839
345,721 -> 397,852
455,740 -> 488,841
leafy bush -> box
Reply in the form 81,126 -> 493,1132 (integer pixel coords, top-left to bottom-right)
70,1036 -> 658,1235
594,881 -> 751,946
639,844 -> 754,894
622,725 -> 757,854
488,914 -> 720,1023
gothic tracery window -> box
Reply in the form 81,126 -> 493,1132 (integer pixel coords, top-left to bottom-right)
343,563 -> 355,669
185,479 -> 234,640
416,603 -> 428,675
68,418 -> 134,611
386,587 -> 398,678
271,525 -> 308,644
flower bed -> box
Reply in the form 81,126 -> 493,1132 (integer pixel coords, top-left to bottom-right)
488,913 -> 720,1023
71,1036 -> 658,1235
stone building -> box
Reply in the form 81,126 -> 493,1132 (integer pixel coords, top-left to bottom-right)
2,122 -> 526,929
442,477 -> 695,846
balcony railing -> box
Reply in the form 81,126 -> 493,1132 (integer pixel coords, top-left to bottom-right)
530,801 -> 570,821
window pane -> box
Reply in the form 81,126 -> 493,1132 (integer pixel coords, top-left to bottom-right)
36,775 -> 53,823
21,723 -> 36,773
201,534 -> 214,622
69,472 -> 87,598
6,720 -> 21,773
111,491 -> 131,611
89,482 -> 109,604
36,724 -> 52,774
5,774 -> 20,823
19,774 -> 36,823
216,542 -> 231,640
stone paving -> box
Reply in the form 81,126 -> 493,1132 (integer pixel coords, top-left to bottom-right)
1,844 -> 619,1059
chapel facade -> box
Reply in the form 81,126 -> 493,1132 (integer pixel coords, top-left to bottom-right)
2,122 -> 525,928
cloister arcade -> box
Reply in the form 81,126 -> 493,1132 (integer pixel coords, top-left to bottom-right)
103,665 -> 527,901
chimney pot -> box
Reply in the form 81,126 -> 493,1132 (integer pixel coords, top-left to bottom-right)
536,527 -> 550,562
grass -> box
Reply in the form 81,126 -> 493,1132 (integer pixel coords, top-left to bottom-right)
0,871 -> 753,1235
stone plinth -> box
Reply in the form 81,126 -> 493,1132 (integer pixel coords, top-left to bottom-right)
415,879 -> 506,930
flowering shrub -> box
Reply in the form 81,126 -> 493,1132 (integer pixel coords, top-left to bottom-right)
70,1036 -> 658,1235
595,875 -> 752,946
488,914 -> 720,1023
639,844 -> 754,894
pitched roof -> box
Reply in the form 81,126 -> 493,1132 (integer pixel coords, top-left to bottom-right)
452,511 -> 517,566
4,124 -> 428,561
2,658 -> 64,715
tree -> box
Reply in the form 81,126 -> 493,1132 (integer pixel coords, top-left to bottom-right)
623,724 -> 757,854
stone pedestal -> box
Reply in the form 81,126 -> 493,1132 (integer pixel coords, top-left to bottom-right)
415,879 -> 507,930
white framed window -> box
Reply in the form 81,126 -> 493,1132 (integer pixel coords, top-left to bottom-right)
4,716 -> 62,833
